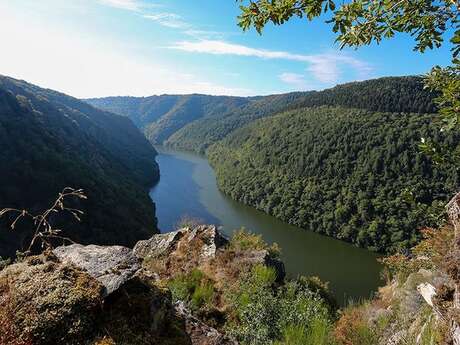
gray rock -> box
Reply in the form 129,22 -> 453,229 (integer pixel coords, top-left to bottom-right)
133,225 -> 228,261
453,324 -> 460,345
417,283 -> 436,307
134,229 -> 184,259
192,225 -> 228,259
53,244 -> 140,296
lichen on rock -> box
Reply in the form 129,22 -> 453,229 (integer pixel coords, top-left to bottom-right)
0,253 -> 103,345
53,243 -> 141,296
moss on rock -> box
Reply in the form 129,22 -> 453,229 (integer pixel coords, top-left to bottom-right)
0,253 -> 103,345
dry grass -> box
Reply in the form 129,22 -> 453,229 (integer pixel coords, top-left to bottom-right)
0,280 -> 34,345
333,306 -> 376,345
174,215 -> 204,230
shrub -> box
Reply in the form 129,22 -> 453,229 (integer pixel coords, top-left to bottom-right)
275,325 -> 310,345
275,319 -> 333,345
229,228 -> 281,258
167,269 -> 215,310
0,256 -> 11,270
295,276 -> 338,313
0,281 -> 33,345
381,225 -> 454,282
334,306 -> 377,345
227,265 -> 334,345
229,228 -> 267,251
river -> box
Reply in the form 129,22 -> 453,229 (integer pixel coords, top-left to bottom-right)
149,146 -> 382,305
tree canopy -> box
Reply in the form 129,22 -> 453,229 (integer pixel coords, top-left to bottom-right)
0,77 -> 159,257
209,106 -> 459,253
237,0 -> 459,55
237,0 -> 459,138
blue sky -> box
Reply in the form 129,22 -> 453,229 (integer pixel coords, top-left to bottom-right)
0,0 -> 452,98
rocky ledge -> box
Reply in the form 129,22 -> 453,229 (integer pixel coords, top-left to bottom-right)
0,225 -> 283,345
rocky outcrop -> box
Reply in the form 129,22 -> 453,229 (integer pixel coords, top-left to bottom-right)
236,249 -> 286,282
0,254 -> 103,345
0,225 -> 294,344
134,225 -> 228,261
54,244 -> 141,296
417,283 -> 437,307
134,229 -> 185,259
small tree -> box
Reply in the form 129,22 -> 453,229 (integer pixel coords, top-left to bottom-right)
0,187 -> 87,255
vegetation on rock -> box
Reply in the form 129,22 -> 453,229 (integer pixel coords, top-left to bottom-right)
333,218 -> 456,345
0,253 -> 103,345
0,223 -> 341,345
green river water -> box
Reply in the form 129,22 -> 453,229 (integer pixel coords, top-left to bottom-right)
149,146 -> 382,305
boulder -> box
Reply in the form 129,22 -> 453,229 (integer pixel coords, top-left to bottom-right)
417,283 -> 436,307
235,249 -> 286,282
0,254 -> 103,345
54,244 -> 140,296
190,225 -> 228,259
134,225 -> 228,262
134,229 -> 185,259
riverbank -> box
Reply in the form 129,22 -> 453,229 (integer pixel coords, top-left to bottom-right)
149,146 -> 382,305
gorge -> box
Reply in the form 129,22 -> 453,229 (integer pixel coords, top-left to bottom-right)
1,74 -> 456,345
149,146 -> 382,304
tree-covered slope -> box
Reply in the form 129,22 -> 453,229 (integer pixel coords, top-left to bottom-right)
167,76 -> 437,153
86,94 -> 249,145
0,76 -> 159,257
208,106 -> 458,253
165,92 -> 309,153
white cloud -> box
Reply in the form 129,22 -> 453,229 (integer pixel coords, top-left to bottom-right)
171,40 -> 373,84
97,1 -> 230,43
0,8 -> 253,97
279,73 -> 310,89
143,13 -> 188,29
97,0 -> 142,11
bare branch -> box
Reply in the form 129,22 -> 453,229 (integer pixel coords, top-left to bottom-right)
0,187 -> 87,256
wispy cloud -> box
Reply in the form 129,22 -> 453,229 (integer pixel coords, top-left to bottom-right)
170,40 -> 373,84
98,0 -> 142,12
279,73 -> 310,89
97,1 -> 229,41
143,13 -> 188,29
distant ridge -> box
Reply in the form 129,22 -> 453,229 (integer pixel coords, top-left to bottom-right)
87,76 -> 437,153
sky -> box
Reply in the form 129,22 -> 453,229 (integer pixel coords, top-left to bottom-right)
0,0 -> 453,98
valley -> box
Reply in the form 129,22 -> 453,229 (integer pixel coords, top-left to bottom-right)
88,76 -> 457,254
1,1 -> 458,343
150,146 -> 382,304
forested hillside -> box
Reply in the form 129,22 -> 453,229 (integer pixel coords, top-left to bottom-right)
167,76 -> 437,153
87,77 -> 436,155
0,76 -> 159,257
208,106 -> 459,253
166,92 -> 309,153
86,94 -> 249,145
83,76 -> 446,253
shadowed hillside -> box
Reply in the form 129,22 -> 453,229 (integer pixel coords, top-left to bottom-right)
0,76 -> 160,257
